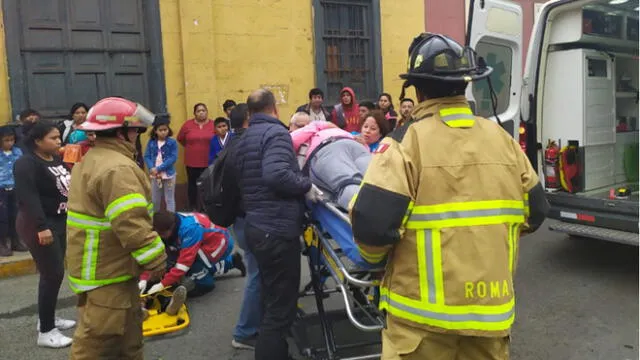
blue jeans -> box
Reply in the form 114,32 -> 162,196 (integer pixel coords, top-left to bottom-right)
232,217 -> 262,340
151,177 -> 176,212
186,252 -> 233,296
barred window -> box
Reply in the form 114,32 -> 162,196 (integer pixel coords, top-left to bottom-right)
314,0 -> 382,104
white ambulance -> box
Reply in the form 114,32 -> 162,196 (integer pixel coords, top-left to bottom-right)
467,0 -> 639,245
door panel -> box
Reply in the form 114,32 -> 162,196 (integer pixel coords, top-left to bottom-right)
466,0 -> 523,139
6,0 -> 152,118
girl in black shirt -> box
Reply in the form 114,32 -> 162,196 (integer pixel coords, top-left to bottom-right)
14,121 -> 75,348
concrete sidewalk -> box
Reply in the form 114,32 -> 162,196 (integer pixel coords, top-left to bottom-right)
0,252 -> 35,279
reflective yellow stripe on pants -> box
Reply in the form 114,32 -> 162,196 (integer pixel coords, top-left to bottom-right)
381,199 -> 526,332
68,274 -> 134,294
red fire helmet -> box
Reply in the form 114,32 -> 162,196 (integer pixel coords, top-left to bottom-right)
79,97 -> 155,132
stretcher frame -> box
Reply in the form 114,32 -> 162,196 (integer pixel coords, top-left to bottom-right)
296,201 -> 385,360
142,289 -> 190,337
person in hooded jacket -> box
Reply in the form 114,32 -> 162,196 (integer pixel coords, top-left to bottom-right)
232,89 -> 322,360
221,103 -> 264,350
331,87 -> 360,133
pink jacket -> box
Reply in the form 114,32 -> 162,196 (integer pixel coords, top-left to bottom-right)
290,122 -> 356,161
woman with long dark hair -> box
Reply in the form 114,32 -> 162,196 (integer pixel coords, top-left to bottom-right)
377,93 -> 398,129
61,103 -> 89,144
14,121 -> 75,348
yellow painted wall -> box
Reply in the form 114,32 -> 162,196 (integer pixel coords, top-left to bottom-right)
159,0 -> 315,183
0,1 -> 13,125
380,0 -> 426,103
160,0 -> 425,184
0,0 -> 424,186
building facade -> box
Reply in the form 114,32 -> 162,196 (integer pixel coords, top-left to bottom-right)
0,0 -> 424,187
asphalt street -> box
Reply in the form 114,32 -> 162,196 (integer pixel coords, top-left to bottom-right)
0,221 -> 638,360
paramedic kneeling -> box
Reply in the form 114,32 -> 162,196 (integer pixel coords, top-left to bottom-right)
349,33 -> 550,360
140,211 -> 246,297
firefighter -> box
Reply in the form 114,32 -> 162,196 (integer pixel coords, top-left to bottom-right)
349,33 -> 549,360
66,97 -> 168,360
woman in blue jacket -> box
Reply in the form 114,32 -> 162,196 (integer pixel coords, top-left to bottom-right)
144,115 -> 178,212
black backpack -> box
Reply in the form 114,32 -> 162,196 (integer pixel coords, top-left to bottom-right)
197,137 -> 243,227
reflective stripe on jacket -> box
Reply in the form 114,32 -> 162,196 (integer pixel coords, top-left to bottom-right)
350,96 -> 539,337
66,138 -> 167,294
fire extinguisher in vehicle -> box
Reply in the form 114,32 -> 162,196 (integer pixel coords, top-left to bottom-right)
544,139 -> 561,192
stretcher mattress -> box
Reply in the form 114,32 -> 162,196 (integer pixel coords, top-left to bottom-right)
309,202 -> 379,270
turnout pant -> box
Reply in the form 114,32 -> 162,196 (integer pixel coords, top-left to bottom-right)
70,280 -> 144,360
382,315 -> 510,360
245,222 -> 301,360
308,139 -> 371,209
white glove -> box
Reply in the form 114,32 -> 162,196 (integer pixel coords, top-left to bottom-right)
138,280 -> 148,295
305,184 -> 324,203
147,282 -> 166,295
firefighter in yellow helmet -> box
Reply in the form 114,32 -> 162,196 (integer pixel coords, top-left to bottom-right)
350,33 -> 549,359
66,97 -> 168,359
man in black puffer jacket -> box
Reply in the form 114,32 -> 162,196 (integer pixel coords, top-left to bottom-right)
232,89 -> 322,360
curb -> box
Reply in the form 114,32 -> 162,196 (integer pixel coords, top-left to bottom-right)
0,253 -> 36,279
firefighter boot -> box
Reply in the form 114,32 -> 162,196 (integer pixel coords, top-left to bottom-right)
11,237 -> 28,252
0,238 -> 12,257
165,285 -> 187,316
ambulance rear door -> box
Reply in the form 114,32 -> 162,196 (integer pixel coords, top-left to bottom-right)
466,0 -> 524,139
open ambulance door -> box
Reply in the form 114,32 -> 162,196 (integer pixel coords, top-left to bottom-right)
465,0 -> 523,139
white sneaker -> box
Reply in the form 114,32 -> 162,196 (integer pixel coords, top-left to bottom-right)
37,328 -> 73,348
37,317 -> 77,331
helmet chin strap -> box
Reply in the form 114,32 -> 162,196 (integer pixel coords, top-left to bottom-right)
399,80 -> 412,101
123,123 -> 134,143
115,124 -> 140,162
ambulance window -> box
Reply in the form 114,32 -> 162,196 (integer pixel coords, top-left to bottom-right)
587,58 -> 608,78
471,41 -> 513,118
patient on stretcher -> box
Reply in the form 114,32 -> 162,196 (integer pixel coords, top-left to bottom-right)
290,121 -> 371,210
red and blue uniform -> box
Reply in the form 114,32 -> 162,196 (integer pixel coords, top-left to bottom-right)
142,212 -> 234,292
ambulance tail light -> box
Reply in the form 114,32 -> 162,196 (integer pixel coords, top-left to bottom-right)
518,122 -> 527,153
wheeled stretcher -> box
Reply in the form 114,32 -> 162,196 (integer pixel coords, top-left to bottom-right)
294,200 -> 385,360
